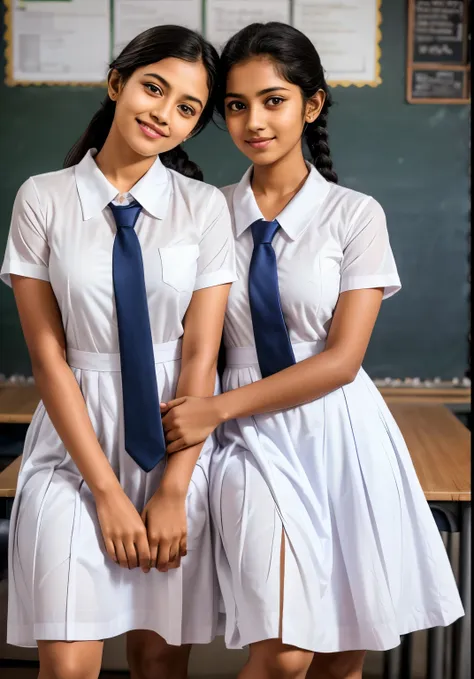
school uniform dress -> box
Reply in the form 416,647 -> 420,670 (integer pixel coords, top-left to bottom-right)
210,164 -> 464,653
0,149 -> 236,648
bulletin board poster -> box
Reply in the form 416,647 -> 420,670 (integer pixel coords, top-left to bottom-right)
113,1 -> 203,58
205,0 -> 290,47
293,0 -> 382,87
4,0 -> 382,87
4,0 -> 111,86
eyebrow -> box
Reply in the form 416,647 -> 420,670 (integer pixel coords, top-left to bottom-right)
225,86 -> 291,99
143,72 -> 204,109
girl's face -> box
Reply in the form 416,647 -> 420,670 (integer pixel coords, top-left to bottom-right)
109,57 -> 210,158
224,56 -> 324,167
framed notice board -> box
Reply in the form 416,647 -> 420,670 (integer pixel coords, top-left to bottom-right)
407,0 -> 470,103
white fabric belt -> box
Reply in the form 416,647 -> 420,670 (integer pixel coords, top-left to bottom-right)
67,339 -> 182,372
226,340 -> 326,368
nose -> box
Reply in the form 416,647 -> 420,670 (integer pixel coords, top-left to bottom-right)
246,105 -> 266,133
150,99 -> 172,128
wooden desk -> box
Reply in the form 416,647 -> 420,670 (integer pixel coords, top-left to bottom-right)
389,403 -> 471,502
382,386 -> 471,406
0,456 -> 21,499
0,384 -> 471,427
0,389 -> 470,500
0,384 -> 39,423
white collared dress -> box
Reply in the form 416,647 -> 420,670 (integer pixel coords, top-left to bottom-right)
210,164 -> 464,653
0,150 -> 236,647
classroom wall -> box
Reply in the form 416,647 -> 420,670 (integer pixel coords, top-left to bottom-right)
0,0 -> 470,381
0,1 -> 470,676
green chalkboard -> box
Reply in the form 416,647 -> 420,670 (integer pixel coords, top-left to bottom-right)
0,0 -> 470,380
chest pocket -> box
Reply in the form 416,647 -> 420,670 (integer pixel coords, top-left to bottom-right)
159,244 -> 199,293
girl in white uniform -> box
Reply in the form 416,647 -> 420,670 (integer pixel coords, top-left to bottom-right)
1,26 -> 235,679
161,22 -> 464,679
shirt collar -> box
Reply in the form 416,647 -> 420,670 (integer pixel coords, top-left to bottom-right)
232,162 -> 331,241
75,149 -> 171,221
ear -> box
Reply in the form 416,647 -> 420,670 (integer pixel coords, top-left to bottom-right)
107,69 -> 123,102
305,89 -> 326,124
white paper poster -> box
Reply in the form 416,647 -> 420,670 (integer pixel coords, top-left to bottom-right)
293,0 -> 381,86
8,0 -> 110,84
113,0 -> 203,57
206,0 -> 290,47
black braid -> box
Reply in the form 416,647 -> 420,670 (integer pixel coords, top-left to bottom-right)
161,144 -> 203,180
304,102 -> 338,184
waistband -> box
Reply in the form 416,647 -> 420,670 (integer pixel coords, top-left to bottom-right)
67,339 -> 182,372
226,340 -> 326,368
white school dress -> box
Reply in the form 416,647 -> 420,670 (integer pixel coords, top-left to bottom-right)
210,164 -> 464,653
0,149 -> 236,648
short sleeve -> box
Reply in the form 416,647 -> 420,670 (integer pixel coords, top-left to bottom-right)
340,197 -> 401,300
0,177 -> 50,288
194,188 -> 237,291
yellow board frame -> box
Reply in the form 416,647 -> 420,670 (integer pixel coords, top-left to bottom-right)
326,0 -> 382,88
4,0 -> 107,87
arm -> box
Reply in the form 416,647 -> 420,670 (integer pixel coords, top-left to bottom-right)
216,287 -> 383,419
11,276 -> 151,571
161,282 -> 231,494
12,276 -> 121,494
141,282 -> 230,569
163,287 -> 383,452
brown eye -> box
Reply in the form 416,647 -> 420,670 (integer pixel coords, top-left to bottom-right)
179,104 -> 195,116
145,83 -> 162,96
266,96 -> 285,107
227,100 -> 246,112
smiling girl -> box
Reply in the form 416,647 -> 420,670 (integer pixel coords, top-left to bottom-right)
161,22 -> 464,679
1,25 -> 235,679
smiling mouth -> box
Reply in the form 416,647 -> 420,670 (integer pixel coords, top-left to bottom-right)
245,137 -> 276,149
136,118 -> 169,139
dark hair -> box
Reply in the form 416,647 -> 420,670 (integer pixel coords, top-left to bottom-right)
217,22 -> 338,183
64,25 -> 219,180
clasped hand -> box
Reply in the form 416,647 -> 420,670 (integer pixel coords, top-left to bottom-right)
95,484 -> 187,574
160,395 -> 223,454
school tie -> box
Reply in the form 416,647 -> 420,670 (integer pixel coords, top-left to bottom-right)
248,219 -> 296,378
109,200 -> 166,472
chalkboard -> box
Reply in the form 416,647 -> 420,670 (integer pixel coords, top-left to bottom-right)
411,67 -> 468,99
407,0 -> 470,104
0,0 -> 471,381
411,0 -> 467,64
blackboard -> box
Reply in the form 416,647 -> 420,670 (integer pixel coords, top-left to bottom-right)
407,0 -> 470,105
411,0 -> 467,64
0,0 -> 471,381
411,67 -> 468,99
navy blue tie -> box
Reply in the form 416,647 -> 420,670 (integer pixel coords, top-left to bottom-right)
248,219 -> 296,378
109,200 -> 166,472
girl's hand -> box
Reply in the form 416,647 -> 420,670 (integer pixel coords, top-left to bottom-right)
161,396 -> 223,454
141,488 -> 187,571
95,485 -> 151,572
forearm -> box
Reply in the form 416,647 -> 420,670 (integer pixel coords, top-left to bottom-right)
160,356 -> 218,495
215,348 -> 355,422
33,360 -> 120,497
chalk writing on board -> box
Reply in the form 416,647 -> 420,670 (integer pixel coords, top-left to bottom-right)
412,0 -> 466,64
411,68 -> 466,99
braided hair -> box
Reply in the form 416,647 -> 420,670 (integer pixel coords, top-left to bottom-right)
217,22 -> 338,183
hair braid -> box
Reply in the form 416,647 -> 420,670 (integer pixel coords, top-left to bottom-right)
305,101 -> 338,183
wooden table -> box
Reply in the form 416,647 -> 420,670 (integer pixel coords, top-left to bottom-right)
0,388 -> 471,679
1,390 -> 469,501
0,384 -> 39,424
0,384 -> 471,424
382,404 -> 471,679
